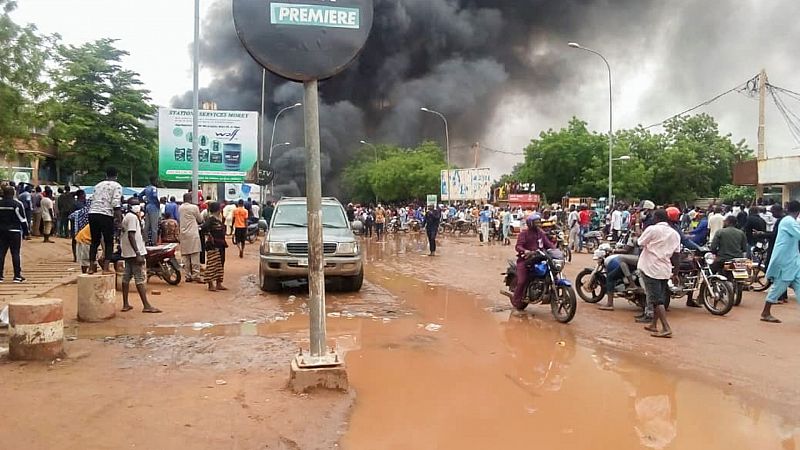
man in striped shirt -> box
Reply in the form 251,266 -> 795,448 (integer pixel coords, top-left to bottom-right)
0,186 -> 30,283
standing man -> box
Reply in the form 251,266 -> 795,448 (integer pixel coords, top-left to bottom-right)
760,200 -> 800,323
119,198 -> 161,314
178,192 -> 203,282
708,206 -> 725,241
0,186 -> 29,283
165,196 -> 179,225
637,209 -> 680,338
567,204 -> 580,253
88,167 -> 123,274
501,207 -> 512,245
56,186 -> 74,238
262,200 -> 274,227
233,199 -> 249,258
610,205 -> 624,240
578,204 -> 591,252
375,204 -> 386,241
423,204 -> 441,256
40,190 -> 55,243
139,176 -> 160,246
479,205 -> 492,244
251,201 -> 260,223
31,186 -> 42,237
18,186 -> 32,239
743,206 -> 767,249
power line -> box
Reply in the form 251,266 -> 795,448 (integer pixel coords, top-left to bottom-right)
767,84 -> 800,147
643,75 -> 757,129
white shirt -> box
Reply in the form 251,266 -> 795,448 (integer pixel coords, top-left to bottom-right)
761,212 -> 775,232
251,204 -> 260,219
40,197 -> 54,222
637,222 -> 681,280
611,210 -> 623,231
89,180 -> 122,217
568,211 -> 579,228
120,212 -> 147,258
708,213 -> 725,238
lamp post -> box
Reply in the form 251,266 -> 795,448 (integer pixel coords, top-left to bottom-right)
420,107 -> 451,205
191,0 -> 200,201
268,102 -> 302,196
272,142 -> 291,153
360,140 -> 379,205
568,42 -> 614,205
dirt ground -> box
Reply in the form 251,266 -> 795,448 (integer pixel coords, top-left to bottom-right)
1,232 -> 799,449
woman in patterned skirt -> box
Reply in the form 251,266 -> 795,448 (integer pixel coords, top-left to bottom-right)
201,202 -> 228,291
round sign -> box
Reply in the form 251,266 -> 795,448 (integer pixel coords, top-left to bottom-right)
233,0 -> 373,82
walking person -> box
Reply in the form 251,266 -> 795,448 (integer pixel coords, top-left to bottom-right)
119,198 -> 161,314
223,201 -> 236,236
202,202 -> 228,292
178,193 -> 203,283
567,205 -> 580,253
375,204 -> 386,241
363,208 -> 374,238
56,186 -> 74,238
423,204 -> 441,256
501,207 -> 512,245
233,199 -> 248,258
139,177 -> 161,246
479,205 -> 492,244
88,167 -> 123,274
760,201 -> 800,323
636,209 -> 680,338
0,186 -> 29,283
31,186 -> 42,237
40,190 -> 55,243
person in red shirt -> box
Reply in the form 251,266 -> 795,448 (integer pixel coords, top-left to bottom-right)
578,204 -> 591,252
232,200 -> 249,258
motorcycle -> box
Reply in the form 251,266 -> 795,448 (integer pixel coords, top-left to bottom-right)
548,228 -> 572,263
387,217 -> 404,234
575,243 -> 646,308
721,258 -> 753,306
407,218 -> 422,232
452,219 -> 478,235
749,239 -> 770,292
670,248 -> 734,315
500,249 -> 577,323
145,243 -> 182,285
582,230 -> 602,252
245,220 -> 260,243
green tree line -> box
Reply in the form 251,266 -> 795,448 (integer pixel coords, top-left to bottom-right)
513,114 -> 753,204
1,0 -> 156,185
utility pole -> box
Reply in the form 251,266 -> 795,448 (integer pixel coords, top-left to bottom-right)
191,0 -> 200,201
473,142 -> 480,168
757,68 -> 768,161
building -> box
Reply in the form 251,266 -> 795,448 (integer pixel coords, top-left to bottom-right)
733,156 -> 799,205
1,134 -> 57,185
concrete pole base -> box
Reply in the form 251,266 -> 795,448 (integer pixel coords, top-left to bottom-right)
288,358 -> 349,394
8,298 -> 65,361
77,274 -> 116,322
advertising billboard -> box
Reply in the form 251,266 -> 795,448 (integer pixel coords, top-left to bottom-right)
440,168 -> 492,202
158,108 -> 259,182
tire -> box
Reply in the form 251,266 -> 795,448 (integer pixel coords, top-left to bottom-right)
551,285 -> 577,323
341,268 -> 364,292
751,264 -> 771,292
585,238 -> 599,252
163,259 -> 181,285
246,232 -> 256,244
734,283 -> 743,306
700,278 -> 735,316
260,273 -> 281,292
564,245 -> 572,263
576,268 -> 605,303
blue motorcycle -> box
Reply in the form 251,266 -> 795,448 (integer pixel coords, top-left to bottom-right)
502,249 -> 577,323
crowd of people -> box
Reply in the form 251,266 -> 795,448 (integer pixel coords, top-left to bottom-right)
0,168 -> 279,311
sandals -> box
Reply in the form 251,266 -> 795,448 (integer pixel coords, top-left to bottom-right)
760,315 -> 782,323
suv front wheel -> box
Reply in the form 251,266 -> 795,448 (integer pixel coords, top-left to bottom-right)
261,273 -> 281,292
340,268 -> 364,292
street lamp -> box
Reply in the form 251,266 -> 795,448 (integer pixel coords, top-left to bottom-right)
359,140 -> 378,163
420,107 -> 451,205
613,155 -> 631,162
568,42 -> 614,204
268,102 -> 302,195
272,142 -> 291,152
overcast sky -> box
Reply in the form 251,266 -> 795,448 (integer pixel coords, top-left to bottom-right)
12,0 -> 800,176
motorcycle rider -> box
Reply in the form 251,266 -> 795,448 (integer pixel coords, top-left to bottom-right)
598,231 -> 640,311
511,213 -> 555,310
666,206 -> 705,308
709,215 -> 748,277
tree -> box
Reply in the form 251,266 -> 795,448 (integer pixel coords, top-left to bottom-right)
49,39 -> 157,185
0,0 -> 50,162
719,184 -> 756,204
343,141 -> 447,203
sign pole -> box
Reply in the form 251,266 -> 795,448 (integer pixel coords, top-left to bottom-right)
304,79 -> 327,359
191,0 -> 200,200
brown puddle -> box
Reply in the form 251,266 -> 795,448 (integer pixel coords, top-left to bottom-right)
340,253 -> 799,450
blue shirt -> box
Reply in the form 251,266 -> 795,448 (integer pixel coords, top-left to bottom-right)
690,218 -> 709,245
165,202 -> 179,224
140,185 -> 160,214
479,210 -> 492,223
766,217 -> 800,282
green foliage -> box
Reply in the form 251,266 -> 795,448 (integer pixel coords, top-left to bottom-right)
0,0 -> 50,157
718,184 -> 756,204
343,141 -> 447,203
49,39 -> 157,185
512,114 -> 754,204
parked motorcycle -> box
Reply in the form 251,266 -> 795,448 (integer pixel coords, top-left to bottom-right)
548,228 -> 572,263
145,243 -> 182,285
670,248 -> 734,315
452,219 -> 478,235
575,243 -> 646,308
582,230 -> 602,252
501,249 -> 577,323
749,240 -> 770,292
246,221 -> 260,243
407,218 -> 422,232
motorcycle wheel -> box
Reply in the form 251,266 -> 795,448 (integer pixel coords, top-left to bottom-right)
700,278 -> 734,316
564,245 -> 572,263
750,264 -> 771,292
734,283 -> 743,306
162,259 -> 182,285
585,238 -> 599,252
551,285 -> 577,323
575,269 -> 605,303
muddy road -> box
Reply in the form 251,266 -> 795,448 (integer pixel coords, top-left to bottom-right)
1,234 -> 799,449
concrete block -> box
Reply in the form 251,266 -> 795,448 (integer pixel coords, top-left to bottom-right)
288,358 -> 349,393
77,274 -> 116,322
8,298 -> 65,361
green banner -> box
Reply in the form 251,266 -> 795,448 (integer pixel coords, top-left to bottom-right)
270,2 -> 360,29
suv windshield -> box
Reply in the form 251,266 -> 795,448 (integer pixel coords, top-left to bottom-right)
272,203 -> 349,228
